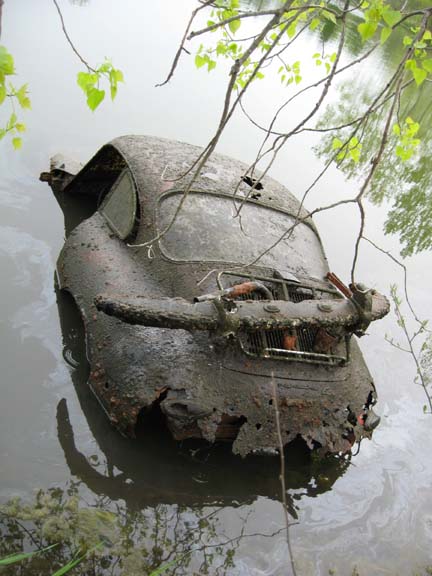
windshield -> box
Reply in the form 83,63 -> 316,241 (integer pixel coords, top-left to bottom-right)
158,192 -> 328,279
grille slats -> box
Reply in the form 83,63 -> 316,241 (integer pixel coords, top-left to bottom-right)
219,272 -> 348,365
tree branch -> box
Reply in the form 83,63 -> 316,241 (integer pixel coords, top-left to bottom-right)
156,0 -> 215,87
52,0 -> 96,72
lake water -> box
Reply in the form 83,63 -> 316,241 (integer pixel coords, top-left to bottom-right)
1,1 -> 432,574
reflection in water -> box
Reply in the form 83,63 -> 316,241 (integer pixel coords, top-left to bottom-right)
314,6 -> 432,257
0,282 -> 349,576
0,283 -> 350,575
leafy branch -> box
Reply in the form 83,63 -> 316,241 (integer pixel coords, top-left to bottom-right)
52,0 -> 124,112
0,46 -> 30,149
148,0 -> 432,290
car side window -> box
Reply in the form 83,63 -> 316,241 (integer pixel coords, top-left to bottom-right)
99,170 -> 137,240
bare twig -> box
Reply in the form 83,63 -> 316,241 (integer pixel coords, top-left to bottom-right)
129,0 -> 295,249
52,0 -> 96,72
188,4 -> 341,39
232,0 -> 351,217
0,0 -> 4,39
272,376 -> 297,576
156,0 -> 215,87
349,10 -> 431,282
363,237 -> 431,331
390,285 -> 432,413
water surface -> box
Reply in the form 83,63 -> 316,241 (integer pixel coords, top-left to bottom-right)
1,1 -> 432,574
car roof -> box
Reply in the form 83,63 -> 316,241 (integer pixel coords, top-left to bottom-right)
65,134 -> 314,226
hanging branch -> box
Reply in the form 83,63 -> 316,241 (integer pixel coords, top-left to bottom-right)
52,0 -> 96,72
272,376 -> 298,576
156,0 -> 215,87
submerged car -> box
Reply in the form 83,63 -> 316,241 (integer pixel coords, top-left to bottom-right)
42,135 -> 389,456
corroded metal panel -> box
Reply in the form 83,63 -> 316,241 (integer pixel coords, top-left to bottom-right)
45,135 -> 388,456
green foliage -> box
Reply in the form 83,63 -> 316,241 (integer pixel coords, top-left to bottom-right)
278,60 -> 301,86
393,117 -> 420,161
0,485 -> 236,575
195,47 -> 217,72
76,59 -> 124,111
0,544 -> 57,566
357,1 -> 401,43
401,29 -> 432,86
0,46 -> 30,149
313,51 -> 337,75
385,181 -> 432,256
332,135 -> 362,165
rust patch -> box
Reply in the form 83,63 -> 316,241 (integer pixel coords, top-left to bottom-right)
314,328 -> 339,354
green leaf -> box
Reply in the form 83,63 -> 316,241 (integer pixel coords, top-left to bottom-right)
294,74 -> 301,84
86,87 -> 105,111
323,11 -> 337,25
287,20 -> 297,39
12,136 -> 22,150
228,18 -> 241,34
412,67 -> 427,86
380,27 -> 392,45
77,71 -> 97,92
110,84 -> 117,100
309,18 -> 320,31
382,9 -> 400,28
392,123 -> 400,136
332,137 -> 343,149
97,61 -> 111,74
195,54 -> 206,68
216,42 -> 227,56
403,35 -> 413,46
16,84 -> 31,109
0,46 -> 15,75
7,112 -> 17,130
207,59 -> 216,72
405,59 -> 416,71
15,123 -> 26,133
0,129 -> 5,141
358,21 -> 378,41
113,69 -> 124,82
423,30 -> 432,41
0,83 -> 5,105
422,58 -> 432,74
423,405 -> 427,413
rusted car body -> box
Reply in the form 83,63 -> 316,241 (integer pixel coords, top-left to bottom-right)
44,135 -> 389,456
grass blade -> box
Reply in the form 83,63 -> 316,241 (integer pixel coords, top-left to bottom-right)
148,558 -> 178,575
51,543 -> 102,576
0,543 -> 58,566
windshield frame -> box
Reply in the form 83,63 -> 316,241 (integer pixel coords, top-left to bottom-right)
156,190 -> 327,278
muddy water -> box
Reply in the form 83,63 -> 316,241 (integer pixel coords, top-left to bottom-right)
1,1 -> 432,574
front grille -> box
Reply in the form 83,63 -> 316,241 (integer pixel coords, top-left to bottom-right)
218,271 -> 348,365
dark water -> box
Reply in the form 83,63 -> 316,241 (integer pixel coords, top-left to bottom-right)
1,1 -> 432,574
